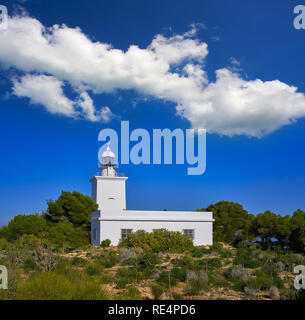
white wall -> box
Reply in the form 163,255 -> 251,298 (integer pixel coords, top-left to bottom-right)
91,176 -> 127,211
99,219 -> 213,246
92,209 -> 214,246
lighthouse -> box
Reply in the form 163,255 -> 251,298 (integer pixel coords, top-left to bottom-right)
90,145 -> 214,246
90,145 -> 128,213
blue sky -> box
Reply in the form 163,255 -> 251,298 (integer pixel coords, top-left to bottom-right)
1,0 -> 305,226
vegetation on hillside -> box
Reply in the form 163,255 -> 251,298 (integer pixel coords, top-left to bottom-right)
0,192 -> 304,300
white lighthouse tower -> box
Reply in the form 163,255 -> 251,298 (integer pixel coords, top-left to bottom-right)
91,145 -> 128,213
90,145 -> 214,246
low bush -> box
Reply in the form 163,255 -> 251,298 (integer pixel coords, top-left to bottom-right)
230,278 -> 246,292
151,284 -> 165,299
85,263 -> 102,276
156,271 -> 178,288
184,278 -> 208,296
115,278 -> 129,289
116,267 -> 138,283
190,248 -> 204,258
119,248 -> 137,263
23,259 -> 37,272
171,255 -> 195,269
233,248 -> 260,269
138,252 -> 160,270
172,292 -> 184,300
226,266 -> 248,281
244,286 -> 257,298
118,229 -> 194,252
71,257 -> 87,267
94,250 -> 118,268
171,267 -> 187,282
100,239 -> 111,248
247,275 -> 273,291
121,287 -> 142,300
14,272 -> 111,300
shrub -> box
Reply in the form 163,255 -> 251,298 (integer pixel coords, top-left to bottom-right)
273,276 -> 285,289
208,273 -> 227,288
233,248 -> 260,269
100,239 -> 111,248
186,270 -> 197,281
115,278 -> 129,289
122,287 -> 141,300
199,270 -> 208,282
15,272 -> 111,300
219,249 -> 233,259
206,258 -> 222,268
85,264 -> 101,276
184,278 -> 208,295
119,248 -> 137,263
172,255 -> 195,269
151,284 -> 165,299
247,275 -> 273,291
244,286 -> 257,298
227,266 -> 248,281
138,252 -> 160,270
172,293 -> 184,300
116,267 -> 138,283
119,229 -> 194,252
71,257 -> 87,267
231,278 -> 246,292
171,267 -> 187,282
269,286 -> 280,300
23,259 -> 37,272
156,271 -> 178,288
190,248 -> 204,258
275,261 -> 285,272
94,250 -> 118,268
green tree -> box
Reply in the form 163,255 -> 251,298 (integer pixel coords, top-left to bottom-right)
47,222 -> 89,248
4,213 -> 47,240
198,201 -> 254,243
253,210 -> 277,249
289,209 -> 305,251
46,191 -> 98,231
274,215 -> 291,248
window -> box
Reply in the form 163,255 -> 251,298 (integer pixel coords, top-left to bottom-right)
183,229 -> 195,240
93,228 -> 97,241
121,229 -> 132,239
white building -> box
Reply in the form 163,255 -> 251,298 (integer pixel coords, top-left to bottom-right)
91,146 -> 214,246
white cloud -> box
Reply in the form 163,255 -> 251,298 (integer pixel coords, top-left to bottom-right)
13,74 -> 113,122
2,15 -> 305,136
77,91 -> 114,122
12,74 -> 75,116
177,69 -> 305,136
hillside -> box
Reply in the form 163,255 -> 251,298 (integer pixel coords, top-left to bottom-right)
0,240 -> 303,300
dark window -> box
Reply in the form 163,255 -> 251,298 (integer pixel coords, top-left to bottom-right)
183,229 -> 195,240
121,229 -> 132,239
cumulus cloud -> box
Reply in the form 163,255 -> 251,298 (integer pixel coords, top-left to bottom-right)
1,15 -> 305,136
13,75 -> 113,122
13,74 -> 75,116
76,91 -> 114,122
177,69 -> 305,136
